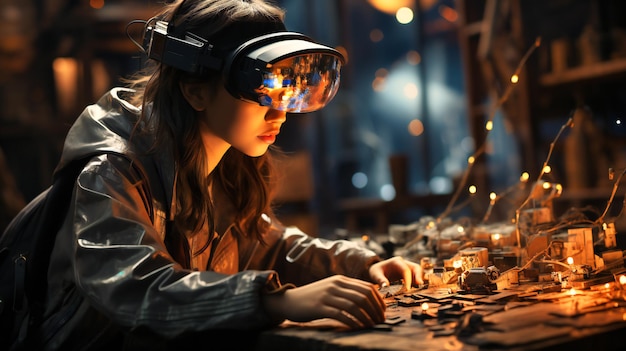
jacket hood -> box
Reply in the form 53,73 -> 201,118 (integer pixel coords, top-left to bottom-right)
54,87 -> 177,219
55,88 -> 143,173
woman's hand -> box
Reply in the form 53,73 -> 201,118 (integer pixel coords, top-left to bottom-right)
369,256 -> 423,290
262,275 -> 386,329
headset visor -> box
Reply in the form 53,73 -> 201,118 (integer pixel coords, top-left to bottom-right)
237,37 -> 344,113
254,52 -> 343,113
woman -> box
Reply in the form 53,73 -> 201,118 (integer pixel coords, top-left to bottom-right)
14,0 -> 422,349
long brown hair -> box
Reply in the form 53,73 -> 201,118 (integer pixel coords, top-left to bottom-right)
127,0 -> 286,254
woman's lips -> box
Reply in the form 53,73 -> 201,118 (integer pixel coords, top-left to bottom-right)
258,131 -> 279,144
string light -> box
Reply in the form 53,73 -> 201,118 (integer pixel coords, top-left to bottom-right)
438,38 -> 541,224
596,167 -> 626,224
514,113 -> 574,260
481,192 -> 497,223
480,173 -> 530,224
520,172 -> 530,182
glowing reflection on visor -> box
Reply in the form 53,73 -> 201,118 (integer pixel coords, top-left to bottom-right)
254,53 -> 342,113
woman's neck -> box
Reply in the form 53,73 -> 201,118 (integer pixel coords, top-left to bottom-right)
198,121 -> 230,174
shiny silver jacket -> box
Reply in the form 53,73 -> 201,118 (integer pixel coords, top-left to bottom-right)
41,88 -> 380,349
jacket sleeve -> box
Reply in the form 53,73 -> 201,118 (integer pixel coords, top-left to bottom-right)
245,219 -> 382,287
55,154 -> 280,339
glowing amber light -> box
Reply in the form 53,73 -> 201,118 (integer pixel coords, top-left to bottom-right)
408,119 -> 424,136
90,0 -> 105,9
510,74 -> 519,83
406,51 -> 421,65
468,185 -> 477,194
520,172 -> 530,182
619,275 -> 626,285
485,120 -> 493,131
362,235 -> 369,242
367,0 -> 413,14
567,257 -> 574,265
375,68 -> 389,78
372,76 -> 386,92
492,233 -> 501,241
542,182 -> 551,190
489,192 -> 497,201
438,5 -> 458,22
468,156 -> 475,164
543,165 -> 552,174
396,7 -> 414,24
421,302 -> 429,311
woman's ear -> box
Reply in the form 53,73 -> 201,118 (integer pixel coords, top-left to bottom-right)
179,81 -> 211,111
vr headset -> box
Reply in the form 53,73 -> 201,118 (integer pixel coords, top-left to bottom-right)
141,20 -> 345,113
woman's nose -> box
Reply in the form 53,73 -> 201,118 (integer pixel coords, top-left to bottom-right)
265,109 -> 287,124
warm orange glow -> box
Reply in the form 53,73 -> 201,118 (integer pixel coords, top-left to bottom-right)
567,257 -> 574,265
438,5 -> 458,22
90,0 -> 105,9
375,68 -> 389,78
53,57 -> 78,116
368,0 -> 413,14
372,77 -> 386,92
619,275 -> 626,285
468,185 -> 477,194
408,119 -> 424,136
421,302 -> 429,311
406,51 -> 421,65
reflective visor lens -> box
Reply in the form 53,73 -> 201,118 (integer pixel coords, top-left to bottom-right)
255,53 -> 342,113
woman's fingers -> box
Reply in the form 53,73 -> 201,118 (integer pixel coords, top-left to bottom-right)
275,275 -> 386,328
369,256 -> 424,290
331,277 -> 386,323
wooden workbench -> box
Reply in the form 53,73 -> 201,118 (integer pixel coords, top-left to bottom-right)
254,284 -> 626,351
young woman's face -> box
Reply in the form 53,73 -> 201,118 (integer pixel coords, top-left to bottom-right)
201,84 -> 287,157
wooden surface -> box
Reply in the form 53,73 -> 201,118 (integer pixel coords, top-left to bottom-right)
255,284 -> 626,351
